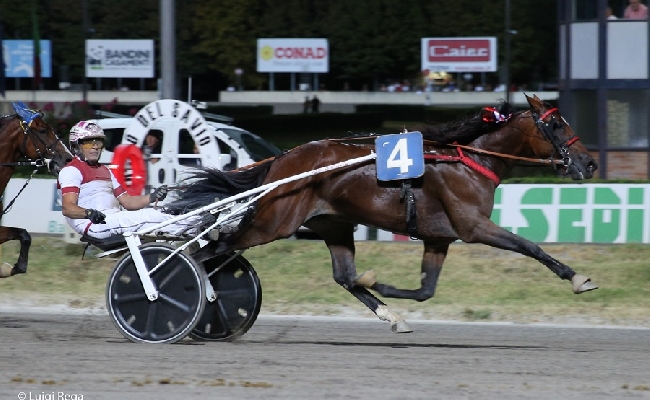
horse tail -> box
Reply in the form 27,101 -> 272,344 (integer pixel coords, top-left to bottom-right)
163,158 -> 274,215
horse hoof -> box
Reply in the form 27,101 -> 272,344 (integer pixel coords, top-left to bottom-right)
391,320 -> 413,334
355,270 -> 377,288
0,263 -> 14,278
571,274 -> 598,294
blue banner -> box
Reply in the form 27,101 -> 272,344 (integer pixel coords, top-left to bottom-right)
2,39 -> 51,78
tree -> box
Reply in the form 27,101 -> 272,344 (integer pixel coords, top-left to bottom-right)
323,0 -> 427,90
188,0 -> 265,90
0,0 -> 559,95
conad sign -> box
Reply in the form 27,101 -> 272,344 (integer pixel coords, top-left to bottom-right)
3,180 -> 650,243
257,38 -> 329,73
421,37 -> 497,72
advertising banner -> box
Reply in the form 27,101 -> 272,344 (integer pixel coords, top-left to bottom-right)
380,184 -> 650,243
421,37 -> 497,72
5,181 -> 650,244
490,184 -> 650,244
257,38 -> 329,73
2,40 -> 52,78
2,179 -> 66,234
86,39 -> 154,78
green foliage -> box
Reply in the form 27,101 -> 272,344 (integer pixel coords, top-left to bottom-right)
0,0 -> 558,94
356,105 -> 481,125
236,112 -> 384,148
462,308 -> 492,320
206,105 -> 274,119
2,239 -> 649,325
356,105 -> 428,122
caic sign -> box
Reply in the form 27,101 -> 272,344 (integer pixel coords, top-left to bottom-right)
421,37 -> 497,72
257,38 -> 329,73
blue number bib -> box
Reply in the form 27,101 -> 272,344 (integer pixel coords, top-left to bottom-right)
375,132 -> 424,181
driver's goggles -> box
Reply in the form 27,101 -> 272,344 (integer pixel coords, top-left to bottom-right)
79,139 -> 105,149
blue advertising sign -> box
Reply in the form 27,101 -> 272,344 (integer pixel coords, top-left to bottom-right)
2,40 -> 52,78
375,132 -> 425,181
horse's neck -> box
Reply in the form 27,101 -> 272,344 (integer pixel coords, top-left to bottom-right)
472,117 -> 533,177
0,124 -> 22,197
0,169 -> 13,202
0,123 -> 22,162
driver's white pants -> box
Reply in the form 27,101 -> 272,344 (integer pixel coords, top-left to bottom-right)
83,208 -> 201,239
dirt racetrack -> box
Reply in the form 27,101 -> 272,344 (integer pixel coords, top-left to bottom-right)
0,310 -> 648,400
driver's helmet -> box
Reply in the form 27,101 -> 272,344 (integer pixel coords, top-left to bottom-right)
69,121 -> 105,157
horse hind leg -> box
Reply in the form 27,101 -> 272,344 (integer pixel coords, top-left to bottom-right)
317,220 -> 412,333
0,227 -> 31,278
357,242 -> 449,302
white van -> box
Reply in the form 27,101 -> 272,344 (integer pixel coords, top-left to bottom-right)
92,99 -> 281,191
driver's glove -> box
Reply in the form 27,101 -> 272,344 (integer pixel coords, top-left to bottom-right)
150,185 -> 169,203
85,209 -> 106,224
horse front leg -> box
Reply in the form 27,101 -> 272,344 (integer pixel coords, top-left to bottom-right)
356,242 -> 449,302
463,219 -> 597,294
0,227 -> 31,278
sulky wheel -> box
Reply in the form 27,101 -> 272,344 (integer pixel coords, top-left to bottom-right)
106,243 -> 205,344
190,253 -> 262,341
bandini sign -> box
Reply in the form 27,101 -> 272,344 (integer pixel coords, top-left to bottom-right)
86,39 -> 154,78
421,37 -> 497,72
257,38 -> 329,73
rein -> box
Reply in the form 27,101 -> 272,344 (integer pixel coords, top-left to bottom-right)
0,159 -> 48,167
1,168 -> 39,215
0,111 -> 63,214
331,134 -> 567,186
336,103 -> 584,184
426,140 -> 565,166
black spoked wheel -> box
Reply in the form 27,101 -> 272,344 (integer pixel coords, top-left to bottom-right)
106,243 -> 205,344
190,253 -> 262,341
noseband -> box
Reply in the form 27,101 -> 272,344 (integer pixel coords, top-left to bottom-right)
531,108 -> 580,172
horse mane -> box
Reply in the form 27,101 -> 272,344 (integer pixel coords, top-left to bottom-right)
417,102 -> 518,145
162,158 -> 275,215
0,114 -> 16,128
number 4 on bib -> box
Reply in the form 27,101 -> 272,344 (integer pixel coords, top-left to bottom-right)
375,132 -> 425,181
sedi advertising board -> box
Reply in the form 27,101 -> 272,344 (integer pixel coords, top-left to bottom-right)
4,181 -> 650,244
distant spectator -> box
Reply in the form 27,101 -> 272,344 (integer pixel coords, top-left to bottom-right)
143,131 -> 162,164
624,0 -> 648,19
607,6 -> 618,19
303,96 -> 311,113
311,95 -> 321,113
179,144 -> 202,167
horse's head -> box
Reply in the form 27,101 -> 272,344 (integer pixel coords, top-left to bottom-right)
10,102 -> 73,175
525,94 -> 598,180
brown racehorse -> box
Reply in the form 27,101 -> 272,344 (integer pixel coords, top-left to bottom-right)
167,94 -> 599,333
0,102 -> 73,278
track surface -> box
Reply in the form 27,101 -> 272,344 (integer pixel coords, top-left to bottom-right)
0,311 -> 648,400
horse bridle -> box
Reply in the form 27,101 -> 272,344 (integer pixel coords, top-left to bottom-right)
530,108 -> 580,173
0,114 -> 65,171
0,114 -> 67,215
